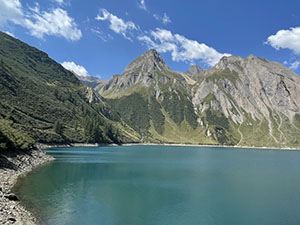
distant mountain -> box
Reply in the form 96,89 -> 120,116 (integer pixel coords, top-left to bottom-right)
95,49 -> 300,148
98,49 -> 195,97
76,75 -> 108,89
0,31 -> 139,150
186,65 -> 203,77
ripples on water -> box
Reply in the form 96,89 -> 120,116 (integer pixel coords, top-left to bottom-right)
14,145 -> 300,225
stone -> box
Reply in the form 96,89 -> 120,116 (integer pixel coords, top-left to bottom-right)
5,195 -> 19,201
0,149 -> 54,225
8,218 -> 16,223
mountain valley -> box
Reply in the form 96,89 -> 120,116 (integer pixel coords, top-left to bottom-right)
1,31 -> 300,149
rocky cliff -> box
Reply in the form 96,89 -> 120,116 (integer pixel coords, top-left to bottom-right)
94,49 -> 300,147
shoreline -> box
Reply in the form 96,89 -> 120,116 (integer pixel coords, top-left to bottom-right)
40,142 -> 300,151
36,143 -> 119,150
122,143 -> 300,151
0,148 -> 54,225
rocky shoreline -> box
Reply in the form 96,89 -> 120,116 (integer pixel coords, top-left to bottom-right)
0,148 -> 54,225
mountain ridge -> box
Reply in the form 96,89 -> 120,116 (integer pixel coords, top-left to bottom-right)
92,49 -> 300,148
1,29 -> 300,150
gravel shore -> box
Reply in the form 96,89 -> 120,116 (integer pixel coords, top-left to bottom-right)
0,149 -> 54,225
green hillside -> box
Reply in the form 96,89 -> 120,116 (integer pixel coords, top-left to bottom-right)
0,31 -> 139,151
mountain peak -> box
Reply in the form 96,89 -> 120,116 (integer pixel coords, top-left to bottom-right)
213,55 -> 243,71
124,49 -> 169,74
213,54 -> 271,71
245,54 -> 270,63
186,65 -> 203,76
146,48 -> 159,56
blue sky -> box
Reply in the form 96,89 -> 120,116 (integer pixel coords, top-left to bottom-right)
1,0 -> 300,79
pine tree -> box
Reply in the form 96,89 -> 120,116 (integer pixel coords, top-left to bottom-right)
53,120 -> 63,135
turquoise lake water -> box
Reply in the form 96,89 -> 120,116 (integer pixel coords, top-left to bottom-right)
14,145 -> 300,225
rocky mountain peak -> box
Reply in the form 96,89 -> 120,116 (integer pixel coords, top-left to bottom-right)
186,65 -> 203,76
124,49 -> 169,74
214,55 -> 242,68
213,54 -> 273,73
146,48 -> 161,57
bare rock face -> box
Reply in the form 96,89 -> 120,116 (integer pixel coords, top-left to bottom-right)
84,86 -> 103,103
124,49 -> 170,74
186,65 -> 203,77
94,49 -> 300,147
191,55 -> 300,146
194,55 -> 300,122
77,75 -> 108,89
98,49 -> 179,96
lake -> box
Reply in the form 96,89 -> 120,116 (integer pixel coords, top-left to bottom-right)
14,145 -> 300,225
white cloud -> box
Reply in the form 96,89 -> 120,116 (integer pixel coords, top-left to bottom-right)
266,27 -> 300,54
153,14 -> 160,21
153,13 -> 171,25
162,13 -> 171,25
139,0 -> 147,11
61,61 -> 89,77
95,9 -> 137,41
24,8 -> 82,41
0,0 -> 81,41
91,28 -> 113,42
4,30 -> 15,37
138,28 -> 230,66
289,61 -> 300,70
0,0 -> 23,26
55,0 -> 64,5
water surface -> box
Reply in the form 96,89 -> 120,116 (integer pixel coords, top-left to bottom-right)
15,145 -> 300,225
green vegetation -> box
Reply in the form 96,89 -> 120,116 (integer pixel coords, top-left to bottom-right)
183,97 -> 198,129
293,113 -> 300,129
160,91 -> 197,128
200,108 -> 239,145
102,82 -> 150,99
201,93 -> 217,104
0,119 -> 35,150
53,120 -> 63,136
0,31 -> 139,150
204,109 -> 229,129
161,92 -> 184,125
206,69 -> 240,86
149,96 -> 165,134
107,93 -> 150,136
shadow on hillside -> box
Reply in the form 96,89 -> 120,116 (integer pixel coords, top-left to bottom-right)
0,152 -> 18,170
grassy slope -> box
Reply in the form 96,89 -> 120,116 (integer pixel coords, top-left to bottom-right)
0,32 -> 139,150
106,78 -> 216,145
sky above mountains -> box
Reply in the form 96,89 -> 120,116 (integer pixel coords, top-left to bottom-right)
1,0 -> 300,79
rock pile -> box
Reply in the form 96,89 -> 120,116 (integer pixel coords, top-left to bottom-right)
0,149 -> 54,225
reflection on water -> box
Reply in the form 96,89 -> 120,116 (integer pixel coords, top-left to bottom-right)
14,145 -> 300,225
